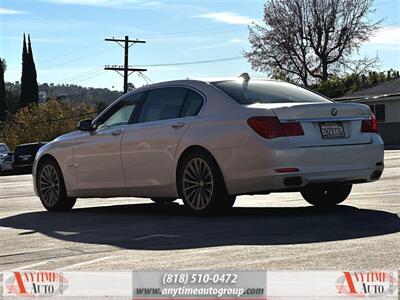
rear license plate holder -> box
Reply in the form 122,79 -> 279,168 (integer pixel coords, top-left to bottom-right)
319,122 -> 345,139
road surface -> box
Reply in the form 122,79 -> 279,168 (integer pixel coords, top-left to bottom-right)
0,151 -> 399,274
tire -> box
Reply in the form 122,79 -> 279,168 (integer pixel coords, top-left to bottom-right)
300,184 -> 352,207
37,158 -> 76,212
150,197 -> 177,204
178,150 -> 236,213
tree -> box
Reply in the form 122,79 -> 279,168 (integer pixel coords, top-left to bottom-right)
27,34 -> 39,104
245,0 -> 380,87
0,58 -> 7,121
19,33 -> 39,107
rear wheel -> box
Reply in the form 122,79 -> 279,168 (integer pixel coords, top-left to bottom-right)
300,184 -> 352,207
150,197 -> 177,204
178,150 -> 236,213
37,159 -> 76,211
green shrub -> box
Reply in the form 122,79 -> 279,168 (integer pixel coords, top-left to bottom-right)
0,100 -> 96,150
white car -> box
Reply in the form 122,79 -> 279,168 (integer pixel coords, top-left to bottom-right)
33,75 -> 384,213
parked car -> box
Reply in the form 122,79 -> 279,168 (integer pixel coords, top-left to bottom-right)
0,152 -> 14,173
14,142 -> 47,173
0,143 -> 10,158
33,75 -> 384,213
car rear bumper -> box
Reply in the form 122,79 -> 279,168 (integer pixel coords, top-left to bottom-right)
213,134 -> 384,195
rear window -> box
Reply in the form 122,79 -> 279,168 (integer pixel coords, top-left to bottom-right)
15,144 -> 45,155
212,80 -> 331,105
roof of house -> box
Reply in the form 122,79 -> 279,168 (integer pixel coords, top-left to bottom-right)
335,77 -> 400,102
348,77 -> 400,97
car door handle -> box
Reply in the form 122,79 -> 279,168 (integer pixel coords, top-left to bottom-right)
171,122 -> 185,129
111,129 -> 122,136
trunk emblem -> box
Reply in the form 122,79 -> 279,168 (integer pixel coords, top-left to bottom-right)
331,108 -> 338,116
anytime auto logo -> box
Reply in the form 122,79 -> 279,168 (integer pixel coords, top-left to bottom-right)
4,271 -> 69,297
336,271 -> 398,297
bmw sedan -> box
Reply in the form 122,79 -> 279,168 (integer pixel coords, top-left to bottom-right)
33,75 -> 384,213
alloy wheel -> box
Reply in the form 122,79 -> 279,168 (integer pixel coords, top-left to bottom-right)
182,158 -> 214,210
39,165 -> 60,207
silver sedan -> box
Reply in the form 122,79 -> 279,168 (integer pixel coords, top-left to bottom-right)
33,75 -> 384,213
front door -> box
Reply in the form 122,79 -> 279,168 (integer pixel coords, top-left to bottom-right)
74,93 -> 142,190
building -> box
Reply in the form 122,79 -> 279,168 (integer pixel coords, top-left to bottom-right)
336,78 -> 400,147
38,91 -> 47,104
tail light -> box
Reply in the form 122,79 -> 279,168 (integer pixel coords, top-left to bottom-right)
361,114 -> 378,133
247,116 -> 304,139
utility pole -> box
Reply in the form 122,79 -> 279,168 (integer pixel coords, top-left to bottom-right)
104,36 -> 147,93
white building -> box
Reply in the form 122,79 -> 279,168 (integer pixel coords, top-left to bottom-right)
336,78 -> 400,147
38,91 -> 47,104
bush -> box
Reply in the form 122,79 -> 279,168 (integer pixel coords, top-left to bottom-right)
0,100 -> 96,150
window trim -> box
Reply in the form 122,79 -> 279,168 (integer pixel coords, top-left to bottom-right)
92,91 -> 146,129
92,85 -> 207,128
133,85 -> 206,124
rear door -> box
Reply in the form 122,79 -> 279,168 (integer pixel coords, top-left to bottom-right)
121,87 -> 204,188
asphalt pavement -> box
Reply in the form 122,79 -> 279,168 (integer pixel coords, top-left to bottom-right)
0,151 -> 399,274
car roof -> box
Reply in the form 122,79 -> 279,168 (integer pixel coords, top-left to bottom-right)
16,142 -> 47,147
131,77 -> 280,93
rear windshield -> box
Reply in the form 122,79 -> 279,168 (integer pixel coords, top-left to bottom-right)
15,144 -> 44,155
212,80 -> 331,105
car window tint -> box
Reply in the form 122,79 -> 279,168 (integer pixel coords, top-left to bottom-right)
138,87 -> 188,123
97,92 -> 143,130
0,145 -> 8,153
212,80 -> 331,104
181,90 -> 204,117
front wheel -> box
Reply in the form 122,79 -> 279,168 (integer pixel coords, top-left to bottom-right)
178,150 -> 236,213
37,159 -> 76,211
300,184 -> 352,207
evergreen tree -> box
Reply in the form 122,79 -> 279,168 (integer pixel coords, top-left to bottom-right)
19,34 -> 30,107
19,33 -> 39,108
0,58 -> 7,121
27,34 -> 39,104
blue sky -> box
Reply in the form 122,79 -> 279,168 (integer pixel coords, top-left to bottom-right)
1,0 -> 399,90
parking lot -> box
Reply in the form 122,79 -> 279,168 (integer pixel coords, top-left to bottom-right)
0,151 -> 399,274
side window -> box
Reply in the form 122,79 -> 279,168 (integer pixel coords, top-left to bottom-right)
375,104 -> 385,122
181,90 -> 204,117
138,87 -> 188,123
97,92 -> 143,130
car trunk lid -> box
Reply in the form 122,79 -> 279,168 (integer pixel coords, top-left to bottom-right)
247,102 -> 373,147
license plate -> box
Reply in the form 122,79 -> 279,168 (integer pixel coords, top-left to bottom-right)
319,122 -> 345,139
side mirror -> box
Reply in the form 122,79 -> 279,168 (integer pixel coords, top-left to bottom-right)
77,119 -> 94,131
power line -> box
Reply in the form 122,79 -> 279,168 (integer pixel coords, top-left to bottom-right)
52,67 -> 104,84
144,27 -> 247,40
36,41 -> 104,65
135,56 -> 244,68
44,46 -> 115,70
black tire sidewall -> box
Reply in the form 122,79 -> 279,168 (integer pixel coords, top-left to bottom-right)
301,184 -> 352,207
37,159 -> 76,211
178,150 -> 234,213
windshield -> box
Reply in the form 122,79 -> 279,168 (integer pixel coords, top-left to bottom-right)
212,80 -> 331,105
0,145 -> 9,154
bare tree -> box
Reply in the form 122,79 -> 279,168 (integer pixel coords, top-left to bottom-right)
245,0 -> 380,86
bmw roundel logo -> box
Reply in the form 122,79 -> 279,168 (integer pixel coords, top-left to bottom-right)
331,108 -> 338,116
